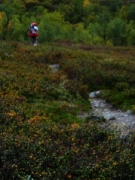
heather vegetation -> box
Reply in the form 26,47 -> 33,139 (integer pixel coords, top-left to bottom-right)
1,0 -> 135,179
1,41 -> 135,179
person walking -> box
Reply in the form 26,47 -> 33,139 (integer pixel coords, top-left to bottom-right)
29,22 -> 38,46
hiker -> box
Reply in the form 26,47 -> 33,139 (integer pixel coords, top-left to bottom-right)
29,22 -> 38,46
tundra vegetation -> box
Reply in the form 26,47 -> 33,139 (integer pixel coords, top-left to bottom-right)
1,41 -> 135,179
1,0 -> 135,179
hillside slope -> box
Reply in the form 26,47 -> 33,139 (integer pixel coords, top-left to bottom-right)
1,41 -> 135,179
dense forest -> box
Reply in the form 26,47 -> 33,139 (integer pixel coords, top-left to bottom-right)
1,0 -> 135,45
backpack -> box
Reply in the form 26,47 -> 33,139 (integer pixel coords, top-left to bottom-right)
29,22 -> 38,37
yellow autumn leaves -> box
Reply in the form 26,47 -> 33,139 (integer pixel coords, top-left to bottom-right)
84,0 -> 90,6
0,11 -> 11,31
27,115 -> 48,124
7,110 -> 17,117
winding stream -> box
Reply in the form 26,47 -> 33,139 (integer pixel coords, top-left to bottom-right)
49,65 -> 135,135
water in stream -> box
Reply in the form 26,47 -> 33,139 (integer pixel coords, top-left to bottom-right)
90,98 -> 135,135
49,64 -> 135,136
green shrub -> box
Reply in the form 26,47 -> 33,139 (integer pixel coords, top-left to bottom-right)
38,11 -> 71,43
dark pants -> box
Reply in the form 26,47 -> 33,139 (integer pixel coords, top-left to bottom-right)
31,36 -> 37,46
